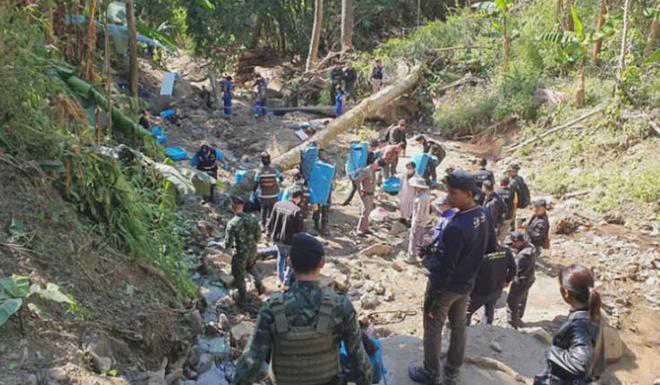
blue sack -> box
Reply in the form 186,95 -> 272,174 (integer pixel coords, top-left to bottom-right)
156,134 -> 168,144
309,161 -> 335,205
151,127 -> 163,136
300,144 -> 319,180
160,109 -> 176,119
165,146 -> 188,161
340,336 -> 387,384
347,143 -> 368,179
382,177 -> 401,195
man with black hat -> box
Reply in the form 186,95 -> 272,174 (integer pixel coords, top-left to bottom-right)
506,230 -> 539,329
414,134 -> 446,186
526,199 -> 550,251
254,152 -> 283,227
467,244 -> 516,325
235,233 -> 373,385
223,196 -> 264,306
408,170 -> 497,385
267,189 -> 306,288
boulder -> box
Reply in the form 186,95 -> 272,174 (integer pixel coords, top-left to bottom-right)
361,294 -> 380,310
389,221 -> 407,236
231,321 -> 255,350
361,244 -> 395,258
603,325 -> 623,363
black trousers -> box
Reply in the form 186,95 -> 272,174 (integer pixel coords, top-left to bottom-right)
507,281 -> 532,328
466,290 -> 502,325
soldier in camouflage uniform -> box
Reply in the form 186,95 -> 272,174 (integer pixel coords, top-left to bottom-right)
224,196 -> 265,306
235,233 -> 373,385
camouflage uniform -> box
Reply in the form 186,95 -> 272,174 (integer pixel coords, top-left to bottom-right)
224,212 -> 263,302
235,281 -> 373,385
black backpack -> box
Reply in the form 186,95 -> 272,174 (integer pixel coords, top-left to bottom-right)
515,177 -> 531,209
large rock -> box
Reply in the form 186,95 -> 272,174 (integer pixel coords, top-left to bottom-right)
361,244 -> 395,258
320,262 -> 350,292
603,325 -> 623,363
231,321 -> 255,350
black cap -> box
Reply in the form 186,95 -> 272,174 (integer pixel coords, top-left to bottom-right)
506,163 -> 520,172
510,231 -> 525,242
443,170 -> 479,195
414,134 -> 425,141
534,199 -> 547,208
289,233 -> 325,273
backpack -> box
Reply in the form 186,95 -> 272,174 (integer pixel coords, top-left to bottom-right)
515,176 -> 531,209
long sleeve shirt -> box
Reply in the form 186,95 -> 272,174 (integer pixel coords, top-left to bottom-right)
411,191 -> 431,229
429,205 -> 497,294
354,165 -> 376,194
527,213 -> 550,248
235,281 -> 373,385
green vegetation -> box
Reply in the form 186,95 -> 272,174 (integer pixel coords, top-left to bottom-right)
0,275 -> 77,330
0,4 -> 194,297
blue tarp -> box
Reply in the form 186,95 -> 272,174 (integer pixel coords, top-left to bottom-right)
165,146 -> 188,161
340,336 -> 387,384
309,161 -> 335,205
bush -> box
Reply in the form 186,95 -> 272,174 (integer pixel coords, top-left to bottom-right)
433,87 -> 498,136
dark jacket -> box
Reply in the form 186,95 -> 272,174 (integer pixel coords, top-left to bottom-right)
429,206 -> 497,294
344,68 -> 357,83
513,242 -> 538,286
330,67 -> 345,83
385,126 -> 407,150
527,213 -> 550,249
422,139 -> 446,162
472,245 -> 516,296
496,187 -> 514,220
534,310 -> 605,385
472,168 -> 494,188
484,191 -> 506,229
267,200 -> 305,245
371,65 -> 383,80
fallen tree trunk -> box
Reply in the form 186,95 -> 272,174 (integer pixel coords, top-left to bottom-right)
273,65 -> 423,170
506,106 -> 605,153
271,106 -> 337,117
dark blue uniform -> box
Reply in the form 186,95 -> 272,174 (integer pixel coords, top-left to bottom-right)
466,245 -> 516,325
222,79 -> 233,116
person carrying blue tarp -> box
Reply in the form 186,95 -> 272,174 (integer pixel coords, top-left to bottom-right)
222,76 -> 233,117
254,73 -> 268,118
335,85 -> 346,117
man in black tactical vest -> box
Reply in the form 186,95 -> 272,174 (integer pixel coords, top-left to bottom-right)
235,233 -> 373,385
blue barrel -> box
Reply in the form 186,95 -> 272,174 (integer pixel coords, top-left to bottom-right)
347,143 -> 368,177
412,153 -> 430,176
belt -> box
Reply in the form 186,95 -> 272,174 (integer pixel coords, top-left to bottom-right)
361,191 -> 374,196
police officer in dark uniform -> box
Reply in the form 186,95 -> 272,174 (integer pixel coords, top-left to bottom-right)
467,244 -> 516,325
506,231 -> 539,329
526,199 -> 551,251
235,233 -> 373,385
330,61 -> 345,103
254,152 -> 283,227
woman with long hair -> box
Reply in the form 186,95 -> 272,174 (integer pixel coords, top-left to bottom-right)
534,264 -> 606,384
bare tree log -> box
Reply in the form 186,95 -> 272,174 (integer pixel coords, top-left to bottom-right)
104,0 -> 113,141
80,0 -> 97,81
273,65 -> 423,170
506,106 -> 605,152
616,0 -> 631,92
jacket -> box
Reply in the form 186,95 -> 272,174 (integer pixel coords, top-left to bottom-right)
527,213 -> 550,249
496,187 -> 514,220
513,242 -> 538,286
267,200 -> 305,245
484,191 -> 506,229
385,126 -> 407,150
472,245 -> 516,296
534,310 -> 605,385
429,206 -> 497,294
255,165 -> 282,200
472,168 -> 495,188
